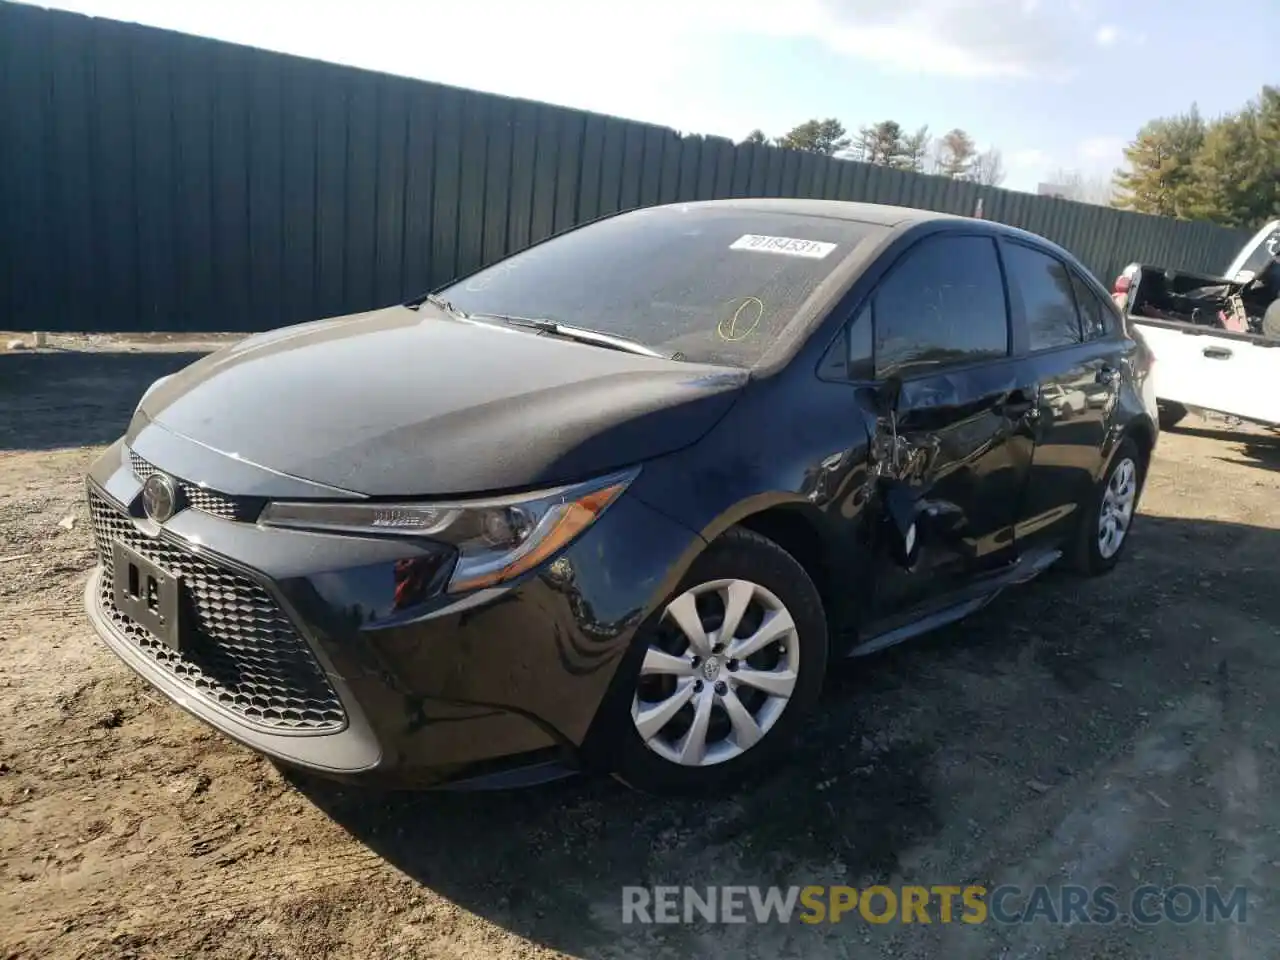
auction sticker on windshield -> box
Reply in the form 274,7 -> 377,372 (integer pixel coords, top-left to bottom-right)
729,234 -> 838,259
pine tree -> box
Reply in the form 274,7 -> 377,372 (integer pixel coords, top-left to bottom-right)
774,119 -> 851,156
1113,108 -> 1205,218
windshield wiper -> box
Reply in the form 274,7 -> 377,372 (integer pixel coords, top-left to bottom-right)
470,313 -> 674,359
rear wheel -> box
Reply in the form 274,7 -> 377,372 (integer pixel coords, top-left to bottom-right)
611,527 -> 828,795
1070,438 -> 1144,576
1262,299 -> 1280,340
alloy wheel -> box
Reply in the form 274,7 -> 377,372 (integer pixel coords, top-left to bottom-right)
1098,456 -> 1137,559
630,578 -> 800,767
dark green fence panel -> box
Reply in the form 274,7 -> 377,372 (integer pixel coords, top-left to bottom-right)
0,2 -> 1255,332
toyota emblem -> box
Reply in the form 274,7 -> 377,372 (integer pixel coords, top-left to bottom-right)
141,472 -> 180,523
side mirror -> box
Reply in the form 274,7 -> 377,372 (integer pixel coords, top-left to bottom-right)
872,375 -> 903,418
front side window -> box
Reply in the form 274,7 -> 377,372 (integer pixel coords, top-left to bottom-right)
873,235 -> 1009,378
1003,242 -> 1083,352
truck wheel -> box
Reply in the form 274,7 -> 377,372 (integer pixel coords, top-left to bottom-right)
1158,402 -> 1187,430
1263,299 -> 1280,340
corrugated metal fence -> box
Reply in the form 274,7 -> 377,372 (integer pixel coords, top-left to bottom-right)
0,3 -> 1256,333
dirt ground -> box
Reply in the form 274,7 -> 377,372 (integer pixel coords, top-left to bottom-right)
3,342 -> 1280,960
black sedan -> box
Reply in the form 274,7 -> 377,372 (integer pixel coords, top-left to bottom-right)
84,199 -> 1158,795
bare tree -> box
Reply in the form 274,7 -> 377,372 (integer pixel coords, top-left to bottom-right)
1044,167 -> 1117,206
935,128 -> 977,178
740,129 -> 769,146
968,148 -> 1006,187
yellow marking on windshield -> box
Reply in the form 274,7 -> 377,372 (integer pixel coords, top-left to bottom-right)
718,297 -> 764,342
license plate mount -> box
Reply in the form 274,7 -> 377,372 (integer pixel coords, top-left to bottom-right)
111,541 -> 184,652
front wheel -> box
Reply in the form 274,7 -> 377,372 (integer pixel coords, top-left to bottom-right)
610,527 -> 828,796
1158,401 -> 1187,430
1070,438 -> 1144,576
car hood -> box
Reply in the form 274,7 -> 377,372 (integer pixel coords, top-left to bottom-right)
129,305 -> 749,497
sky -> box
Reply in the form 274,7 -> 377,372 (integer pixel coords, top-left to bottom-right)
25,0 -> 1280,193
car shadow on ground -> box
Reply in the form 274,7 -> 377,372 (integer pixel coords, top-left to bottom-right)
0,351 -> 209,451
292,512 -> 1280,956
1167,422 -> 1280,472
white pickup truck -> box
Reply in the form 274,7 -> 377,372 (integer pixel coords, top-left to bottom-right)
1113,219 -> 1280,429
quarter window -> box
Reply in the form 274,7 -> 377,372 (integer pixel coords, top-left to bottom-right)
1070,272 -> 1112,340
847,304 -> 873,378
873,235 -> 1009,378
817,304 -> 873,381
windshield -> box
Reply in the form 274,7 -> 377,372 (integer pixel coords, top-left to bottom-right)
1233,223 -> 1280,278
436,206 -> 885,367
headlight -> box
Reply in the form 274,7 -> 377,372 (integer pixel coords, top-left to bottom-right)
259,468 -> 638,593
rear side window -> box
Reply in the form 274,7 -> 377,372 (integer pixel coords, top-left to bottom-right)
1003,243 -> 1082,351
1069,273 -> 1112,340
873,235 -> 1009,378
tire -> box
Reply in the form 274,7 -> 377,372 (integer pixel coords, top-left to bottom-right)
1158,401 -> 1188,430
1069,438 -> 1144,576
608,526 -> 828,796
1263,299 -> 1280,340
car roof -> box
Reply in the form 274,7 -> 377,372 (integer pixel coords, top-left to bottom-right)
648,198 -> 1085,375
659,198 -> 1076,262
665,197 -> 965,229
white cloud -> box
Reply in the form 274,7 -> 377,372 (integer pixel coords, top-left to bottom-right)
1095,24 -> 1118,46
1009,148 -> 1050,168
1000,148 -> 1054,191
708,0 -> 1094,79
37,0 -> 1117,85
1078,136 -> 1127,164
1000,137 -> 1125,192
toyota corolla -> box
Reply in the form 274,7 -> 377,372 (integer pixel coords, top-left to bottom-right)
84,199 -> 1157,795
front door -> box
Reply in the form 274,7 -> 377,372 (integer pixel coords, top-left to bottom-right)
867,232 -> 1036,619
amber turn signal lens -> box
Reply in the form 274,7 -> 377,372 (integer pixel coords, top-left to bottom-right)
447,481 -> 630,592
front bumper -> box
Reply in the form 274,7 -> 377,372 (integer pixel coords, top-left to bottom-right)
82,438 -> 704,787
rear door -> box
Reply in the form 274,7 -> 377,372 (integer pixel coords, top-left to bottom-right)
870,232 -> 1037,619
999,241 -> 1119,553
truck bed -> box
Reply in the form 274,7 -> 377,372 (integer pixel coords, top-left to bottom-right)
1124,265 -> 1280,428
1126,265 -> 1275,334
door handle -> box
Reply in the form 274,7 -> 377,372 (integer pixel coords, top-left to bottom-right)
1203,346 -> 1233,360
1096,366 -> 1121,386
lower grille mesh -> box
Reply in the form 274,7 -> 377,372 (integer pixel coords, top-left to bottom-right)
88,489 -> 347,734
